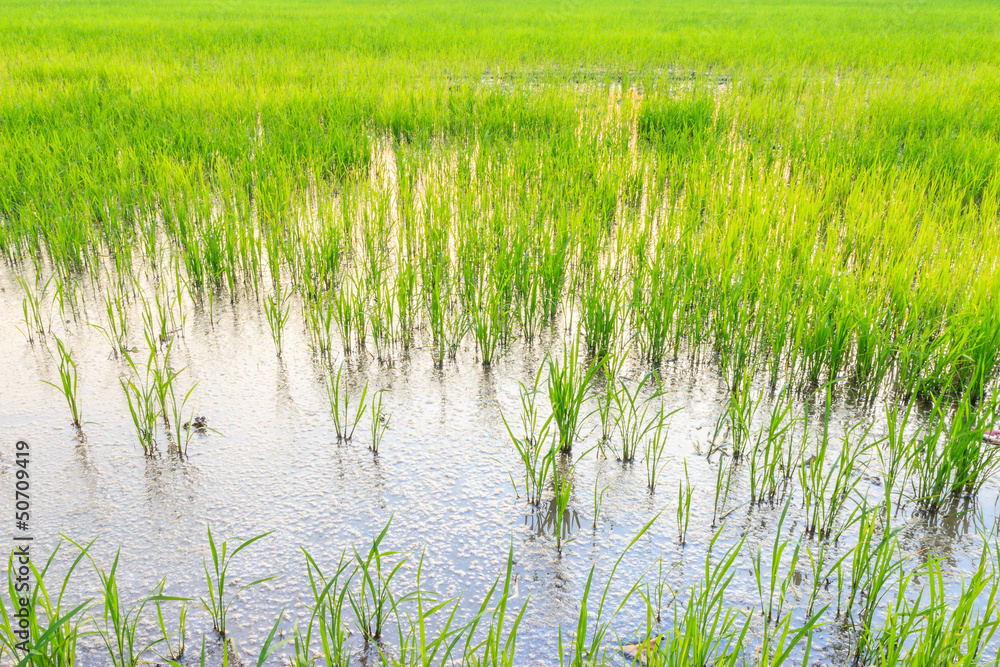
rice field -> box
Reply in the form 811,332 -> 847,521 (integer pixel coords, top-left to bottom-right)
2,0 -> 1000,665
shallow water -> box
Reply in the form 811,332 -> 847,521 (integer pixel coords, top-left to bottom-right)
0,268 -> 997,666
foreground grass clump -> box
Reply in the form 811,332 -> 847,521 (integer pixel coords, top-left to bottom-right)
3,516 -> 1000,666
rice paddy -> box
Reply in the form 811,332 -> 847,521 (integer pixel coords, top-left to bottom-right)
2,0 -> 1000,664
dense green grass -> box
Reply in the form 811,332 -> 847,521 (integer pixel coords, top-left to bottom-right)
6,0 -> 1000,67
4,1 -> 1000,405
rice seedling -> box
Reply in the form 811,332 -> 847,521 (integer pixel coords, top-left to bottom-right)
65,542 -> 188,667
845,509 -> 906,661
147,339 -> 193,434
579,264 -> 624,361
596,387 -> 616,448
168,378 -> 199,458
714,376 -> 761,459
803,539 -> 851,618
591,354 -> 627,451
751,609 -> 823,667
551,450 -> 588,553
324,364 -> 369,441
537,228 -> 570,323
513,267 -> 542,346
369,283 -> 397,365
120,350 -> 159,456
547,341 -> 602,454
501,367 -> 556,505
644,405 -> 681,491
264,286 -> 292,357
305,294 -> 336,360
946,390 -> 1000,496
333,278 -> 360,355
748,388 -> 797,504
799,392 -> 872,540
751,502 -> 800,626
92,289 -> 130,358
394,260 -> 419,350
717,327 -> 757,398
444,304 -> 471,362
164,635 -> 208,667
801,432 -> 870,541
423,264 -> 450,364
592,477 -> 612,531
869,547 -> 1000,666
349,518 -> 406,643
878,398 -> 917,513
301,549 -> 354,667
351,287 -> 370,355
141,276 -> 186,348
368,390 -> 391,453
139,307 -> 162,355
612,374 -> 660,463
852,305 -> 896,399
15,273 -> 49,343
640,558 -> 675,626
636,252 -> 678,365
908,395 -> 960,512
621,632 -> 666,665
470,280 -> 512,367
676,461 -> 693,545
642,532 -> 751,667
152,582 -> 187,665
287,621 -> 315,667
711,453 -> 734,528
560,514 -> 660,667
0,540 -> 94,666
509,364 -> 550,447
168,258 -> 189,331
462,541 -> 526,667
198,526 -> 275,637
381,554 -> 465,667
42,337 -> 83,428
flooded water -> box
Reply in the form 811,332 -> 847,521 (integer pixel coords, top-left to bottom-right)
0,267 -> 998,666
